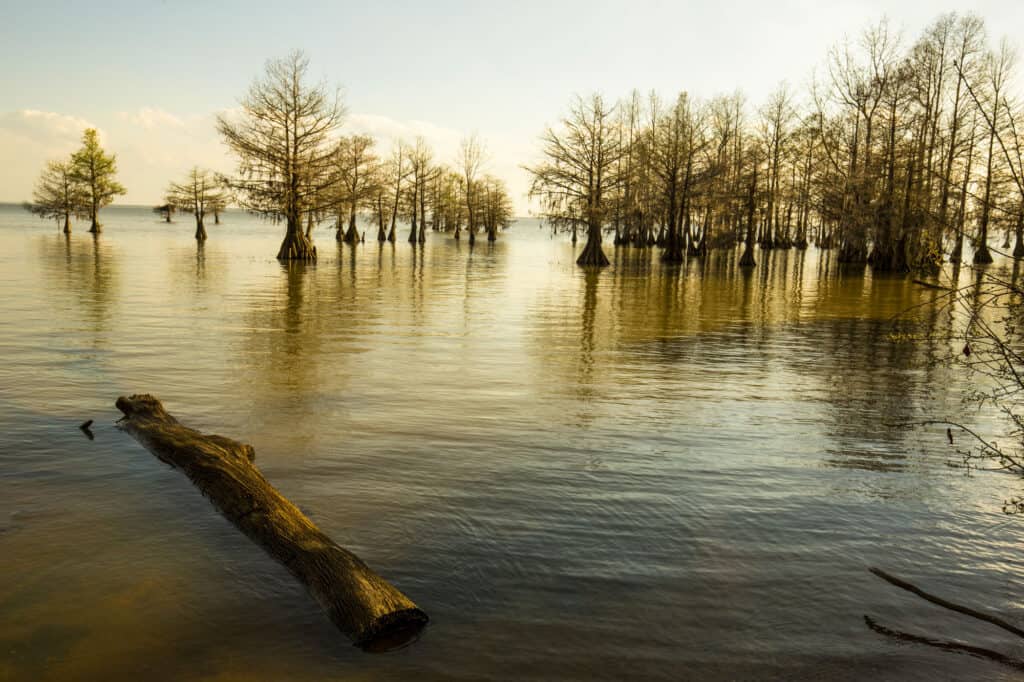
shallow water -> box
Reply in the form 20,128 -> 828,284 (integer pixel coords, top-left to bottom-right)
2,205 -> 1024,681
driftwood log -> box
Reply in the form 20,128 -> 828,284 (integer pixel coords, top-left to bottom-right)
115,394 -> 428,650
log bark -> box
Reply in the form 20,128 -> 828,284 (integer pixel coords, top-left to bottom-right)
115,394 -> 428,650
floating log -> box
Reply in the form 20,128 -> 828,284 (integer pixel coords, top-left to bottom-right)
115,394 -> 428,650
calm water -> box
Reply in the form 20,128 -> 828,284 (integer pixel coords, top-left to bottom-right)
2,205 -> 1024,681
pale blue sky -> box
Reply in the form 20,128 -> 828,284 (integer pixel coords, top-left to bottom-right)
2,0 -> 1022,212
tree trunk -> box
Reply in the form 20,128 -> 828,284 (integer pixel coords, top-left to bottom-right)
344,210 -> 359,244
195,217 -> 207,242
63,213 -> 71,235
739,169 -> 757,268
115,394 -> 428,649
1014,210 -> 1024,260
277,220 -> 317,261
975,122 -> 998,265
576,222 -> 609,267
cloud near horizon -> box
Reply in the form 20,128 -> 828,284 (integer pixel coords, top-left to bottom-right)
2,107 -> 533,214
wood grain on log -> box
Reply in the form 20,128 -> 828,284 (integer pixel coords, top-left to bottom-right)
115,394 -> 428,650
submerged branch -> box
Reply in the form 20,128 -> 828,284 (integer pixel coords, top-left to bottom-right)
869,567 -> 1024,640
864,616 -> 1024,671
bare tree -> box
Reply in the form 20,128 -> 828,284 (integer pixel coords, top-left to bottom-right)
333,134 -> 379,244
25,160 -> 85,233
153,203 -> 175,223
383,142 -> 411,242
166,167 -> 228,241
527,94 -> 623,266
217,50 -> 345,261
408,137 -> 434,244
972,40 -> 1017,264
460,134 -> 486,245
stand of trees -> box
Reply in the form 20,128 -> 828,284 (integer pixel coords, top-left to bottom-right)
24,129 -> 125,234
218,51 -> 513,261
528,12 -> 1023,271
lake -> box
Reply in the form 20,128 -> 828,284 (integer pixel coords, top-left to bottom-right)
1,204 -> 1023,680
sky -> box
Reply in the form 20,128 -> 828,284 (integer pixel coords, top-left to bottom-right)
2,0 -> 1023,215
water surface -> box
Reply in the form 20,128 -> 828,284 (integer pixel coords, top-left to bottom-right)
2,205 -> 1023,680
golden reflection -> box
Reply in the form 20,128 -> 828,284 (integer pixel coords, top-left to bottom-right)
40,233 -> 119,337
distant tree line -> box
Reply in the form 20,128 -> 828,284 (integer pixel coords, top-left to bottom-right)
217,50 -> 513,261
25,128 -> 125,234
529,12 -> 1024,270
25,51 -> 513,259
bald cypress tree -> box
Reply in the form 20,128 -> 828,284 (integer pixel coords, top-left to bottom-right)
70,129 -> 125,234
527,94 -> 623,267
217,51 -> 344,261
166,167 -> 227,242
26,160 -> 85,233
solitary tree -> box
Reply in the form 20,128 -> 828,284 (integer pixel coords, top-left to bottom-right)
460,135 -> 486,246
70,128 -> 125,233
333,134 -> 379,244
383,142 -> 410,242
166,167 -> 228,241
208,189 -> 229,225
527,94 -> 623,266
217,51 -> 345,261
25,160 -> 84,233
153,204 -> 175,223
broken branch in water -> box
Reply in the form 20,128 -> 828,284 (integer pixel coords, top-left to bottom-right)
864,616 -> 1024,670
870,567 -> 1024,639
115,394 -> 428,650
866,567 -> 1024,671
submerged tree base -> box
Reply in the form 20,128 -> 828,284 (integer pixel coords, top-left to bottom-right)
277,230 -> 318,261
576,238 -> 610,267
738,245 -> 756,268
343,224 -> 359,244
973,244 -> 994,264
